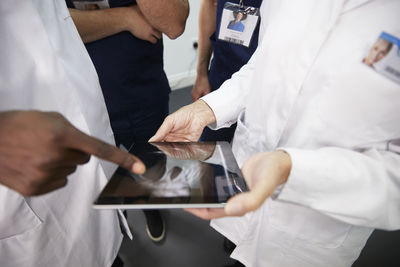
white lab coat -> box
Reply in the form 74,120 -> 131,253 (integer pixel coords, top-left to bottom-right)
202,0 -> 400,266
0,0 -> 126,266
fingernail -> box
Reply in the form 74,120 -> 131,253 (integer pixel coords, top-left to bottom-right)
225,202 -> 243,216
148,136 -> 156,142
132,162 -> 145,174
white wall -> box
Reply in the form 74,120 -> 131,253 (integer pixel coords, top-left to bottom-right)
164,0 -> 200,90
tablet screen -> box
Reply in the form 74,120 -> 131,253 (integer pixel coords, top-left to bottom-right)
94,141 -> 248,209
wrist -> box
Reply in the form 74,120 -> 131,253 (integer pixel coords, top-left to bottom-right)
117,7 -> 136,32
275,150 -> 292,185
196,70 -> 209,79
196,62 -> 210,76
194,99 -> 216,126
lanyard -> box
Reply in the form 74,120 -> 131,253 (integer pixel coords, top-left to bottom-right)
239,0 -> 244,9
239,0 -> 254,14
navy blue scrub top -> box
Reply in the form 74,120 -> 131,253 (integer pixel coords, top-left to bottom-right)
208,0 -> 262,90
66,0 -> 171,118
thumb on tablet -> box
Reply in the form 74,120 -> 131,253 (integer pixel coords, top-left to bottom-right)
64,126 -> 146,174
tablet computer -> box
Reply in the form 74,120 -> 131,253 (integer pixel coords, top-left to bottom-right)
93,141 -> 248,209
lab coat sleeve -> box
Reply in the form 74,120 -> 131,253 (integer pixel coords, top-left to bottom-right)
201,47 -> 259,130
277,142 -> 400,230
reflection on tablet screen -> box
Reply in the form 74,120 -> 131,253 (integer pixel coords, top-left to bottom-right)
94,142 -> 248,209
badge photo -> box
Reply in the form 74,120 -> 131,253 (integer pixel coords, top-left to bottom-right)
218,2 -> 260,47
363,32 -> 400,84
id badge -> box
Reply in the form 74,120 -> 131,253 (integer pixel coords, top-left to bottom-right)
363,32 -> 400,84
218,1 -> 260,47
72,0 -> 110,10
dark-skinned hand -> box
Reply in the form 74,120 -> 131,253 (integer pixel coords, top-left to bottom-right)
0,110 -> 145,196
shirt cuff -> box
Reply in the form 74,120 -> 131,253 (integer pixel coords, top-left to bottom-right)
202,146 -> 223,165
201,90 -> 239,130
274,148 -> 321,207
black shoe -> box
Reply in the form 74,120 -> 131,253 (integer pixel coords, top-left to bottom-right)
224,260 -> 245,267
111,255 -> 124,267
143,210 -> 165,242
223,237 -> 236,255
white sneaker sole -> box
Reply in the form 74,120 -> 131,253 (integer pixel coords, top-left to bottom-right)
146,219 -> 166,242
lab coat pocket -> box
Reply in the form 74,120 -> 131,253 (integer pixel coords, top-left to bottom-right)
268,200 -> 351,248
0,187 -> 42,241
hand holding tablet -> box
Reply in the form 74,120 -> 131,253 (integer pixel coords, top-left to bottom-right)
186,150 -> 292,219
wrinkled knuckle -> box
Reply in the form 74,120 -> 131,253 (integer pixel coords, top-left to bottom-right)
96,142 -> 113,159
47,114 -> 69,140
45,126 -> 66,144
165,115 -> 174,124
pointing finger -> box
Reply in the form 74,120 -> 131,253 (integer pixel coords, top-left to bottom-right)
149,116 -> 174,142
63,127 -> 146,174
